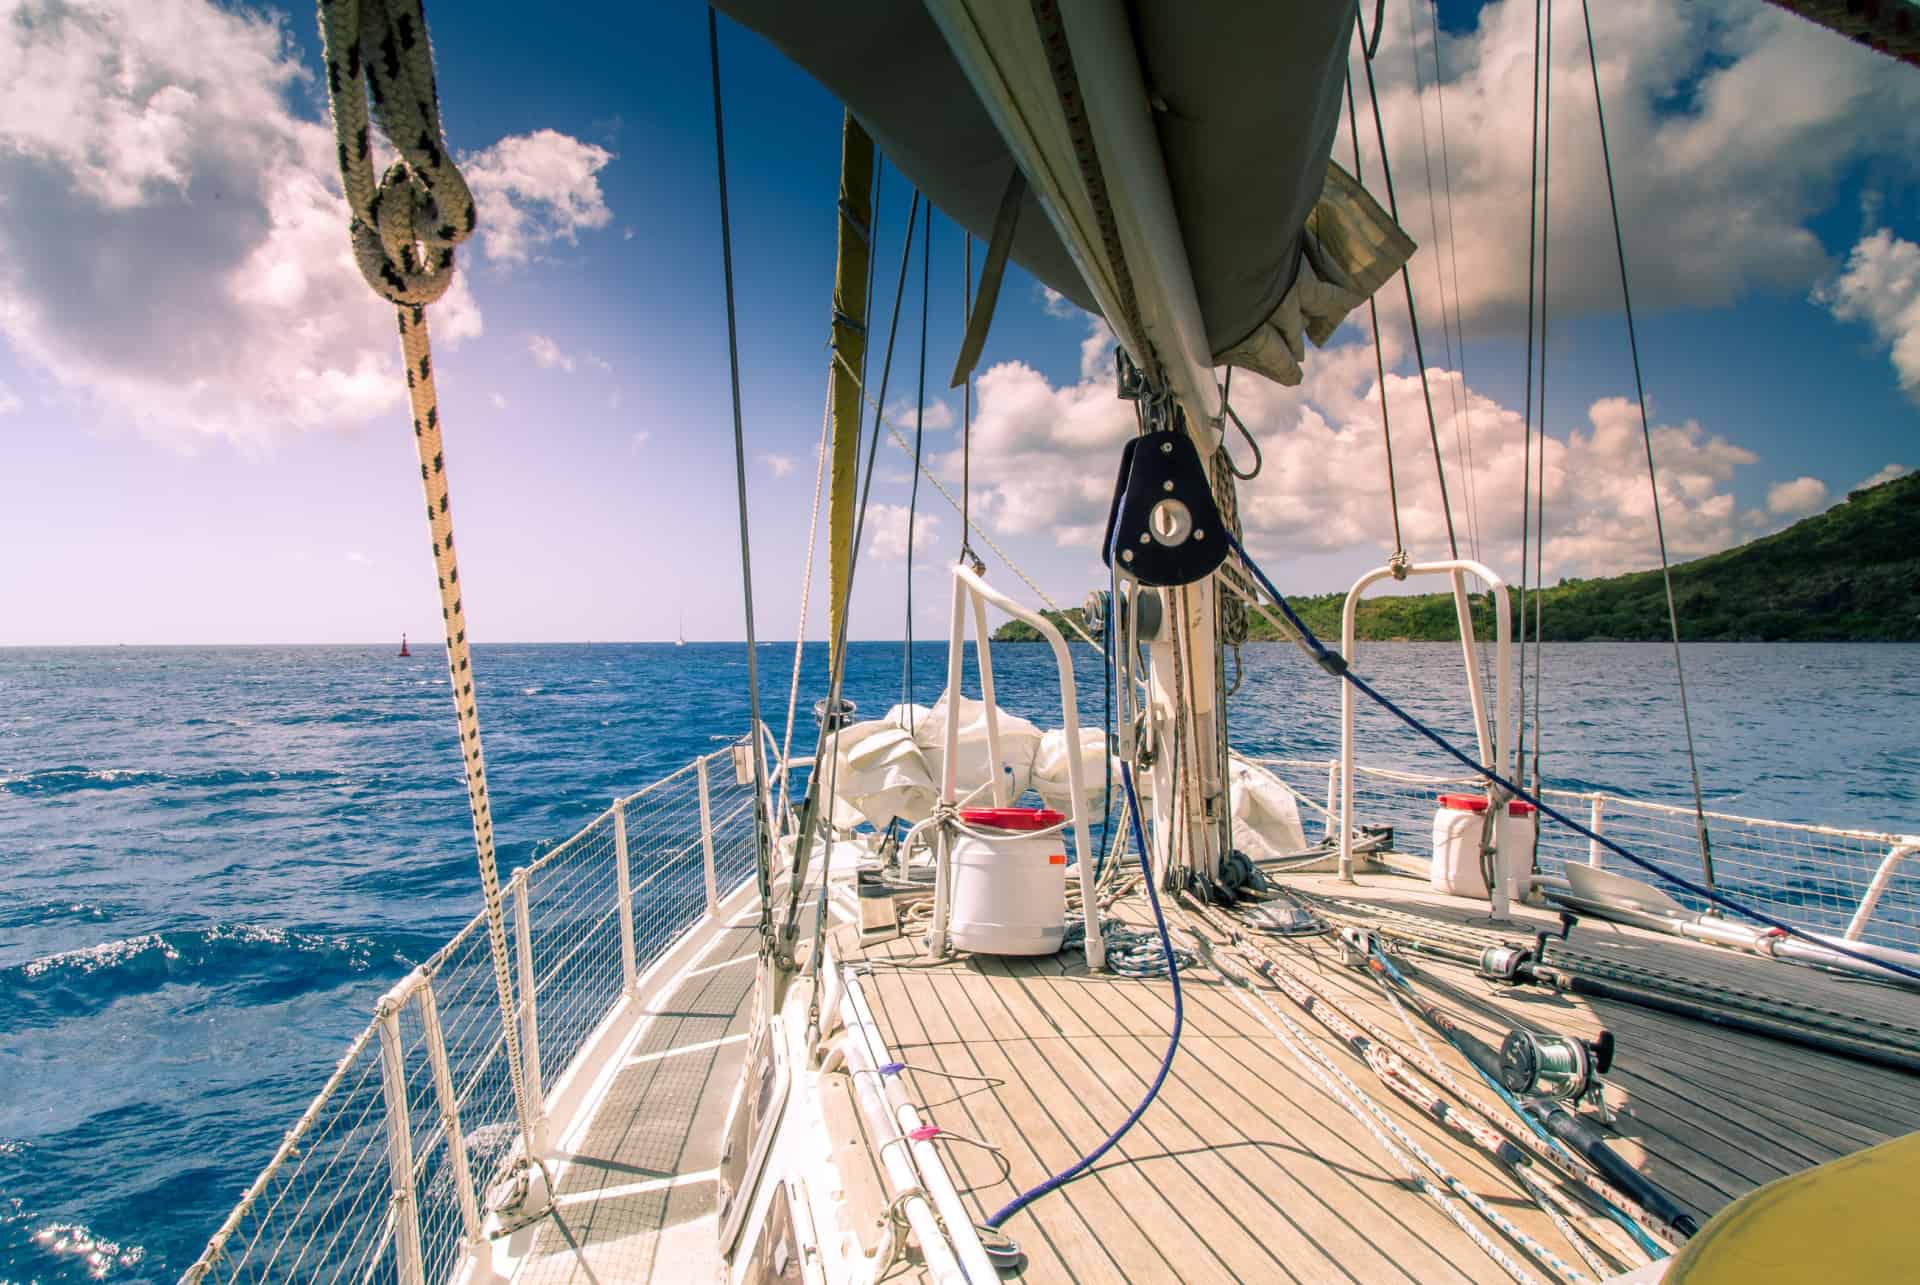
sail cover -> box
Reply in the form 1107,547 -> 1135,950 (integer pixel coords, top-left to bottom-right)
711,1 -> 1377,368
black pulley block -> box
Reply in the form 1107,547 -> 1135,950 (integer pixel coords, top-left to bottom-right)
1101,430 -> 1229,587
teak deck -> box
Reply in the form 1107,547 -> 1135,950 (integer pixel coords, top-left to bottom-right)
514,872 -> 1920,1283
836,871 -> 1920,1283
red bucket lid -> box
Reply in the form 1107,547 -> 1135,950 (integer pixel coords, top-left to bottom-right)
960,806 -> 1065,831
1438,794 -> 1490,813
1508,800 -> 1537,816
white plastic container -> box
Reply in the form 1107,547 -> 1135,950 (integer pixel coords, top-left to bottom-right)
948,807 -> 1068,956
1431,794 -> 1537,900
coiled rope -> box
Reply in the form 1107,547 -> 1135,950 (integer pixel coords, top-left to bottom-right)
316,0 -> 536,1158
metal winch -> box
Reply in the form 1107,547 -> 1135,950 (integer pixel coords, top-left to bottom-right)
1499,1026 -> 1616,1108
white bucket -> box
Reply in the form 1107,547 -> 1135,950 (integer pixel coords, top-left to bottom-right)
1431,794 -> 1537,900
948,808 -> 1068,956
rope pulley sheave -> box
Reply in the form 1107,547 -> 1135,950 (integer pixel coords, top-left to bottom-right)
316,0 -> 545,1213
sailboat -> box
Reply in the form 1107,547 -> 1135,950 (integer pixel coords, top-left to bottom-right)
183,3 -> 1920,1283
678,610 -> 687,647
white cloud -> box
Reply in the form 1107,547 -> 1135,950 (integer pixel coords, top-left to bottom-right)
1765,476 -> 1828,516
948,317 -> 1764,579
1816,229 -> 1920,401
1349,1 -> 1920,329
0,0 -> 611,447
528,334 -> 574,371
462,129 -> 614,264
489,392 -> 507,411
1855,463 -> 1911,492
1039,285 -> 1079,319
864,504 -> 940,561
887,397 -> 956,431
0,383 -> 19,416
762,453 -> 797,478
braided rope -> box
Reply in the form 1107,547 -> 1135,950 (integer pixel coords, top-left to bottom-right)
317,0 -> 535,1157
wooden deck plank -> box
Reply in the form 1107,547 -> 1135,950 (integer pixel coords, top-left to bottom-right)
833,870 -> 1920,1284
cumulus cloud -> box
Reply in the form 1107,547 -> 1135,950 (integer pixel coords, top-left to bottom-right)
948,317 -> 1767,579
528,335 -> 574,371
0,0 -> 609,446
864,505 -> 940,561
462,129 -> 613,265
1353,1 -> 1920,330
1765,476 -> 1828,516
1855,463 -> 1911,492
1815,229 -> 1920,401
886,397 -> 956,431
762,453 -> 797,478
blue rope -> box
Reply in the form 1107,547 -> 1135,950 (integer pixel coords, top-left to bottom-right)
1222,531 -> 1920,986
984,760 -> 1184,1228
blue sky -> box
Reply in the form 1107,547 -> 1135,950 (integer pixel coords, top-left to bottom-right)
0,0 -> 1914,645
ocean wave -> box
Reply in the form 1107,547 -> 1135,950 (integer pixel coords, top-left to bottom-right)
0,766 -> 337,797
1,924 -> 413,1030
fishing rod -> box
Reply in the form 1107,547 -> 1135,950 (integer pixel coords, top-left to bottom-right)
1351,932 -> 1700,1241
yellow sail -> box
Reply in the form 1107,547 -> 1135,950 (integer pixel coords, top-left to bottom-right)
827,112 -> 874,675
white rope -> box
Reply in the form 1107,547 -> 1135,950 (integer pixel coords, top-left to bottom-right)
828,349 -> 1100,650
316,0 -> 536,1161
1182,917 -> 1543,1285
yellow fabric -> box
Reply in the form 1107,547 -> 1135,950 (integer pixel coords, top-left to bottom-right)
827,112 -> 874,675
1667,1130 -> 1920,1283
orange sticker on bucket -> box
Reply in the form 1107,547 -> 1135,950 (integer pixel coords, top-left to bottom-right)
1049,853 -> 1067,865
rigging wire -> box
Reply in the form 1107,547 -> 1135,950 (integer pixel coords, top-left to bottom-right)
960,232 -> 974,561
1342,70 -> 1407,561
1354,7 -> 1463,561
904,202 -> 931,722
1516,0 -> 1546,786
706,6 -> 775,944
1578,0 -> 1715,887
1358,0 -> 1388,60
1530,0 -> 1552,798
1405,0 -> 1482,564
1427,0 -> 1487,568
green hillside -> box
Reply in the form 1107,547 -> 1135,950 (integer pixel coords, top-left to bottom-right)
994,470 -> 1919,643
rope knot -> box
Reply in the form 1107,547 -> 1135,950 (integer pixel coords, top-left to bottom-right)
320,0 -> 476,306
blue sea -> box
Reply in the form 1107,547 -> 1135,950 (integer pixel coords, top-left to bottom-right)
2,641 -> 1916,1281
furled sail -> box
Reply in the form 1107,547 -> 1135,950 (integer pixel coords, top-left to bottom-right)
712,0 -> 1412,396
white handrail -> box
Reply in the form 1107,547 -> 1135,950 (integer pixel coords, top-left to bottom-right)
511,871 -> 546,1153
375,970 -> 427,1285
1339,560 -> 1511,916
940,563 -> 1106,971
1846,842 -> 1920,941
416,974 -> 484,1251
613,801 -> 638,995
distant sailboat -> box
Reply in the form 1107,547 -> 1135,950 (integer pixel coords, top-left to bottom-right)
397,633 -> 410,658
675,610 -> 686,647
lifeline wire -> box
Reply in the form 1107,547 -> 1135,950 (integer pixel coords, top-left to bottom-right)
1579,0 -> 1715,890
1223,531 -> 1920,985
984,760 -> 1184,1228
707,8 -> 775,939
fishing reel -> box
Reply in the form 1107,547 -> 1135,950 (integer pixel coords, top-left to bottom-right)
1500,1026 -> 1616,1117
